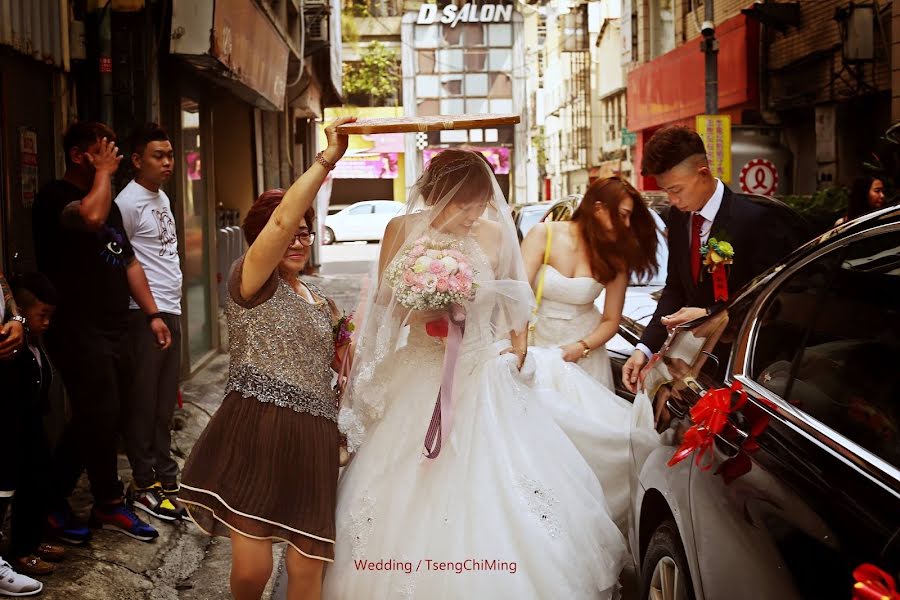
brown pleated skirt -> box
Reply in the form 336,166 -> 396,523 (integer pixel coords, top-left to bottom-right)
180,391 -> 339,561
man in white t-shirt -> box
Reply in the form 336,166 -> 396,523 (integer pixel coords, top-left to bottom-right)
115,124 -> 186,522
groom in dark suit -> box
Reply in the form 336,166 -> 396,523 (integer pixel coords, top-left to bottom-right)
622,126 -> 797,393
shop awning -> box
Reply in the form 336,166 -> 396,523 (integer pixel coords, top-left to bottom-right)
170,0 -> 289,110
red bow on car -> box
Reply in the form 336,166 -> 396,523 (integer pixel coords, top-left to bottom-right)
667,381 -> 747,471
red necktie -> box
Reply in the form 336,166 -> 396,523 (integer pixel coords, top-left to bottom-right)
690,213 -> 703,283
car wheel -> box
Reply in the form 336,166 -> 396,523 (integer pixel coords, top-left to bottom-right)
640,519 -> 695,600
323,227 -> 335,245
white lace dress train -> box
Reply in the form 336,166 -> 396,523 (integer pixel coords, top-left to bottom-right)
322,331 -> 627,599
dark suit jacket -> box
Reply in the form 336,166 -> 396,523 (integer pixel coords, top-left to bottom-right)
1,339 -> 53,414
639,185 -> 798,353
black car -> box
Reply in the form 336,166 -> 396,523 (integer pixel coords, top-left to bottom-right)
629,206 -> 900,600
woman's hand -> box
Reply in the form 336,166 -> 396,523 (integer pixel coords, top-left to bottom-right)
559,342 -> 583,363
500,346 -> 526,371
332,341 -> 354,374
322,116 -> 356,165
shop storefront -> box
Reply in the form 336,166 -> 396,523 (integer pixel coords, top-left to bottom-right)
320,106 -> 408,208
626,14 -> 760,190
0,1 -> 71,275
400,1 -> 529,202
167,0 -> 290,372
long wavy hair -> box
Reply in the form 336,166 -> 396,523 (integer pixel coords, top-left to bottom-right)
571,177 -> 659,283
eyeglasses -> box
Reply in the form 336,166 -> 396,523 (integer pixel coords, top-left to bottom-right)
291,231 -> 315,247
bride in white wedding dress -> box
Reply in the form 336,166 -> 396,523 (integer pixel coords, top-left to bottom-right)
322,150 -> 626,599
521,178 -> 660,529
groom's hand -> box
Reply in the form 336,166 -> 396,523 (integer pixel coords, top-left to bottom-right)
622,349 -> 647,394
661,306 -> 708,330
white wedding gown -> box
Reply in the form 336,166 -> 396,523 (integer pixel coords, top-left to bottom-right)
528,265 -> 634,530
322,237 -> 627,599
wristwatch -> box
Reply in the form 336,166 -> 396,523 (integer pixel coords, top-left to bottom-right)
578,339 -> 591,358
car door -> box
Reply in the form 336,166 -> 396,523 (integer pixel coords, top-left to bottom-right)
342,202 -> 375,240
687,227 -> 900,599
369,202 -> 401,241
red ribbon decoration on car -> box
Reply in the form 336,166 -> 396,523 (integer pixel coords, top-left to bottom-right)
852,564 -> 900,600
712,266 -> 729,302
667,381 -> 747,471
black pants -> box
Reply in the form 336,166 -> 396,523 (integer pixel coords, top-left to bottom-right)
124,311 -> 182,489
45,321 -> 128,505
0,365 -> 53,558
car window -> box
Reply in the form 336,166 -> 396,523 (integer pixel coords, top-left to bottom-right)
375,203 -> 402,214
545,201 -> 576,222
752,231 -> 900,467
519,208 -> 546,231
348,204 -> 374,215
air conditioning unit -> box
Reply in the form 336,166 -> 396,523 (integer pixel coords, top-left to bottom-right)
304,0 -> 330,43
306,14 -> 328,42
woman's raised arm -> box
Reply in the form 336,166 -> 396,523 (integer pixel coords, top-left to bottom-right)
240,117 -> 356,300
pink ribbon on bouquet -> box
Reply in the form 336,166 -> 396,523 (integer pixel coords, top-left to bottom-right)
423,318 -> 465,459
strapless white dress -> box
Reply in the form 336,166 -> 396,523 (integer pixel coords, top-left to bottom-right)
531,265 -> 614,387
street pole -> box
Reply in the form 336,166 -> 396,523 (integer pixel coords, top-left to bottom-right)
701,0 -> 718,115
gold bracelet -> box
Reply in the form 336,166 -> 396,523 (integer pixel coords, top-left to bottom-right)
578,339 -> 591,358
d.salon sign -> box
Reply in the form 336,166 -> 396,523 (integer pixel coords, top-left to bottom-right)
417,3 -> 514,28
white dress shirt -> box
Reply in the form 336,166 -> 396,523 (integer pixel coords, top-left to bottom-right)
636,179 -> 724,360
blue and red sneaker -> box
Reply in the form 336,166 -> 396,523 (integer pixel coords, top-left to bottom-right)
47,504 -> 91,546
90,502 -> 159,542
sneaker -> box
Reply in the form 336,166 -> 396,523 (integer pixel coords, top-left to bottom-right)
0,558 -> 42,596
90,503 -> 159,542
46,505 -> 91,546
128,483 -> 184,522
12,556 -> 54,577
159,483 -> 189,521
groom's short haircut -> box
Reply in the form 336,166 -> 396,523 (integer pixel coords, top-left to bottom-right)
641,126 -> 708,176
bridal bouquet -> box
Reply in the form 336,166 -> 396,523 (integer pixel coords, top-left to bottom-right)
385,236 -> 477,312
386,236 -> 478,459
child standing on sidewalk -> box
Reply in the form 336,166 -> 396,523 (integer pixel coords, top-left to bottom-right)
0,273 -> 65,595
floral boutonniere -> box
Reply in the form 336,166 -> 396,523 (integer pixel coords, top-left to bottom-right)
700,237 -> 735,301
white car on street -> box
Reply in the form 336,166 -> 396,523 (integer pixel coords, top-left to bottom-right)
323,200 -> 405,244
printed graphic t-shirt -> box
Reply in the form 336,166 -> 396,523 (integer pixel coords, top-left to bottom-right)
32,179 -> 135,327
115,180 -> 183,314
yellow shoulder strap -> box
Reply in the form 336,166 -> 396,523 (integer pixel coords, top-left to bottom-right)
534,223 -> 552,309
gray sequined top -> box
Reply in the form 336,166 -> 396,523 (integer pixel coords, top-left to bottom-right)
224,257 -> 338,422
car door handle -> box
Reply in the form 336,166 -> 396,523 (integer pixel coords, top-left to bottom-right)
715,413 -> 751,457
701,351 -> 719,368
666,398 -> 687,419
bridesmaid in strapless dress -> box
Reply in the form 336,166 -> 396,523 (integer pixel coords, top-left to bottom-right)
520,177 -> 660,529
523,178 -> 660,385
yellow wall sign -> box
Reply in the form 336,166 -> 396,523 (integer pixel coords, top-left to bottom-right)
696,115 -> 731,184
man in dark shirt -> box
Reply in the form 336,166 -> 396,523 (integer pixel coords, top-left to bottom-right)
32,122 -> 172,544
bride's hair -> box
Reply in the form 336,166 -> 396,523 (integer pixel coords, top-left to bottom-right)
571,177 -> 659,283
418,149 -> 494,207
